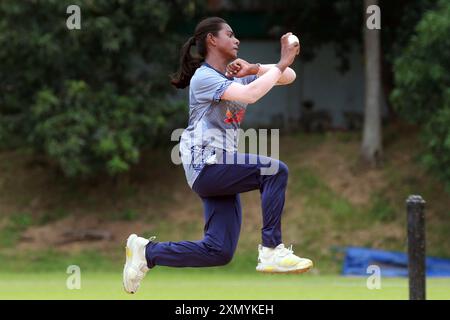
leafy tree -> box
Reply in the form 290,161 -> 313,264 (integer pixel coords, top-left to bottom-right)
0,0 -> 204,177
391,0 -> 450,190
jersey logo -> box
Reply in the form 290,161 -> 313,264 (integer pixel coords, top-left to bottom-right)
224,108 -> 245,124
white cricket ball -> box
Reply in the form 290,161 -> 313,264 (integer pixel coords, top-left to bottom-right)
288,34 -> 299,46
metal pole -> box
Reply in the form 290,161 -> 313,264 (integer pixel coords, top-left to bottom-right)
406,195 -> 426,300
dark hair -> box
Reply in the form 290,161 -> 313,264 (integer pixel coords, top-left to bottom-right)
170,17 -> 227,89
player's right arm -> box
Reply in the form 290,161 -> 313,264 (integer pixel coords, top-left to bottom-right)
221,32 -> 300,104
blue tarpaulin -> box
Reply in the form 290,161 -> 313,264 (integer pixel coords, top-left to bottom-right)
341,247 -> 450,277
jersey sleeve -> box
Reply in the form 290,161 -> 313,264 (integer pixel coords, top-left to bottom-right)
240,74 -> 258,85
191,70 -> 234,103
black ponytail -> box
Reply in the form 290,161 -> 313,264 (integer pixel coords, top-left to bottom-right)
170,17 -> 227,89
170,36 -> 202,89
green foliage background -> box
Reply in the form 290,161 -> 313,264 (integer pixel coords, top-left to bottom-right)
391,0 -> 450,191
0,0 -> 203,177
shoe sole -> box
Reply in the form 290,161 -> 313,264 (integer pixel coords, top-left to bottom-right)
123,234 -> 138,294
256,263 -> 314,274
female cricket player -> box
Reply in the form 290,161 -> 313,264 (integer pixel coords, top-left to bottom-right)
123,17 -> 313,294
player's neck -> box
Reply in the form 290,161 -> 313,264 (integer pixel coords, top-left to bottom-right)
205,53 -> 231,75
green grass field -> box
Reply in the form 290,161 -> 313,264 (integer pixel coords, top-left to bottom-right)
1,270 -> 449,300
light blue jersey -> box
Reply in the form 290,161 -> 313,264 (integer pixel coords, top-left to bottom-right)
179,62 -> 258,188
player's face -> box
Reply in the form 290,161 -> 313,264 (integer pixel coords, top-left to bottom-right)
215,24 -> 240,61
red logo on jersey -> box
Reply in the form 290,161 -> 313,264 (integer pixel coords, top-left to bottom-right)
224,108 -> 245,124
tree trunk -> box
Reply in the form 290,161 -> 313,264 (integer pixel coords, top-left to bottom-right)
361,0 -> 383,167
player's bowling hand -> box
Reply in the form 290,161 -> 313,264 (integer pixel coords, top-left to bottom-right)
226,58 -> 258,78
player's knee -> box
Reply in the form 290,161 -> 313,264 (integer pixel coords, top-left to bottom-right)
215,250 -> 234,266
278,160 -> 289,178
203,239 -> 235,266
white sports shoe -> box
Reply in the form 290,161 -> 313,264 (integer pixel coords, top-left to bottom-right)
123,234 -> 154,294
256,243 -> 313,274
